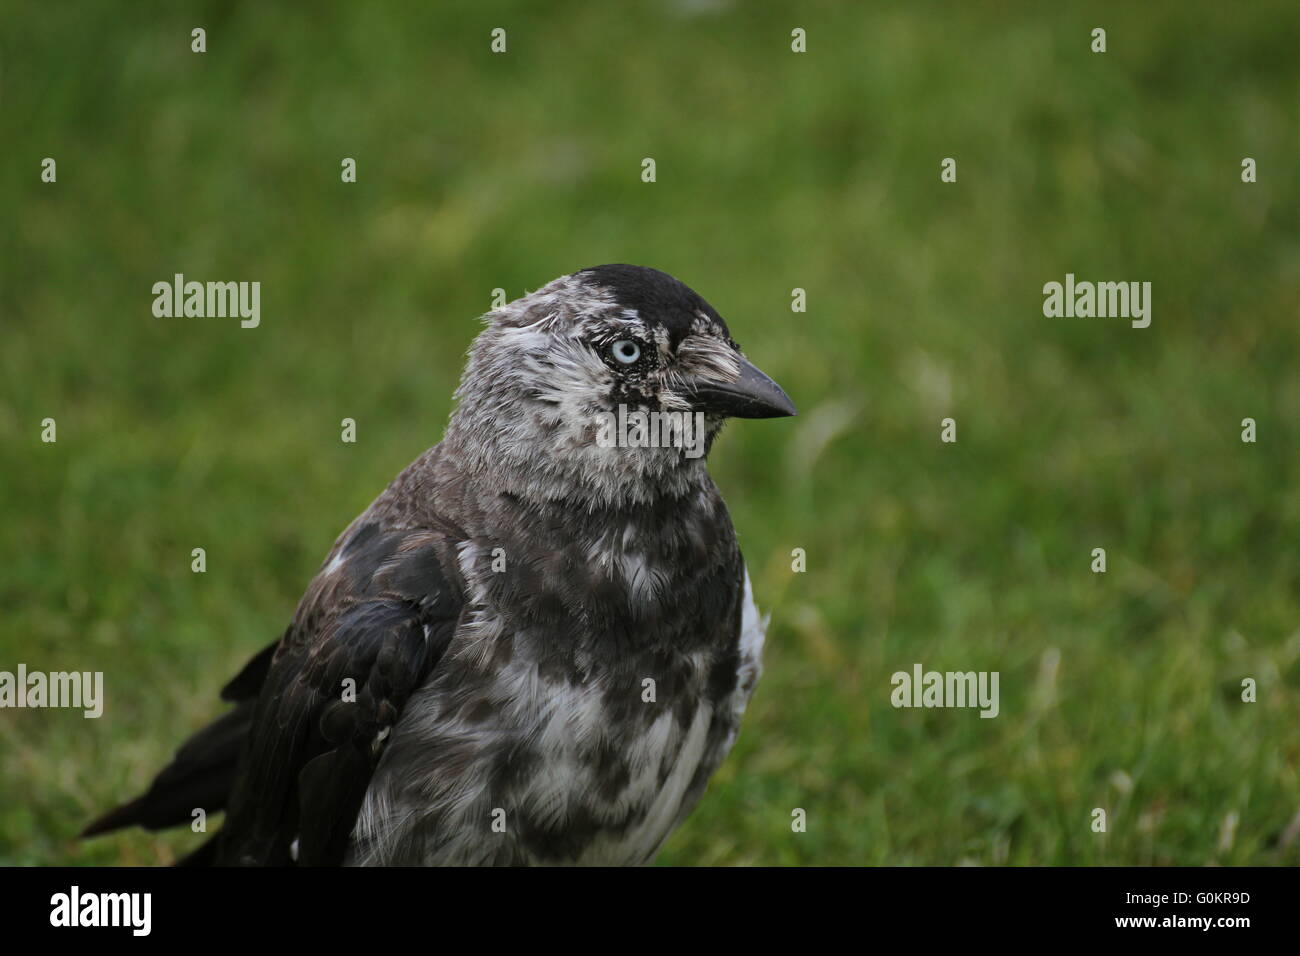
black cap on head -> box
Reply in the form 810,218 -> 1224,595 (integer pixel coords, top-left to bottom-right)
576,264 -> 732,346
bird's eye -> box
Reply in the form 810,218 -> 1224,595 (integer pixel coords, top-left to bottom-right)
609,339 -> 642,365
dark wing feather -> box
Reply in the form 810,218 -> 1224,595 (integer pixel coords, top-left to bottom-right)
82,508 -> 465,867
214,527 -> 463,866
220,636 -> 281,702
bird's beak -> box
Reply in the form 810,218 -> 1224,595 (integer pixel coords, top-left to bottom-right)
687,356 -> 797,419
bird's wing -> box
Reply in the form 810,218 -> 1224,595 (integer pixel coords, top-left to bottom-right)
216,519 -> 465,865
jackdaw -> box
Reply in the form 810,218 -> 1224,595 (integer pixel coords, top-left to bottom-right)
83,264 -> 796,865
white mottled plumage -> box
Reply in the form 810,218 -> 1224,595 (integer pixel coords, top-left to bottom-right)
348,563 -> 766,866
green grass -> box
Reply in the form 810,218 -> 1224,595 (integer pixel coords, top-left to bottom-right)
2,0 -> 1298,866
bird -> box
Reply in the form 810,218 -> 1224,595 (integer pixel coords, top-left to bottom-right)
82,263 -> 797,865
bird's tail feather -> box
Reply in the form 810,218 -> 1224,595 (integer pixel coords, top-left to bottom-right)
80,700 -> 256,839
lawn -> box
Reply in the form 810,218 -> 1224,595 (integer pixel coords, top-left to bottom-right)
1,0 -> 1297,865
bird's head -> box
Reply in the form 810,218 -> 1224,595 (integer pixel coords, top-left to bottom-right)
446,264 -> 796,506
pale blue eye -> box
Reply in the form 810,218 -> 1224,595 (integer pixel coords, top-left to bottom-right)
610,340 -> 641,364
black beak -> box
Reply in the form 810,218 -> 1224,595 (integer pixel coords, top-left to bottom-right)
687,356 -> 797,419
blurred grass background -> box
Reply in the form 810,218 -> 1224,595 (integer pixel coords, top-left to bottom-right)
2,0 -> 1298,865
